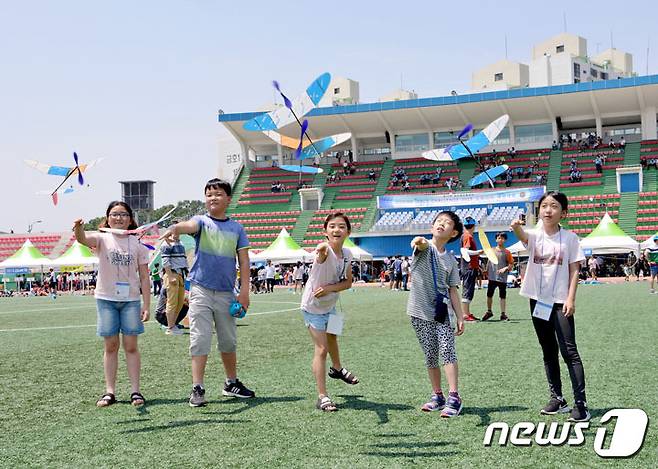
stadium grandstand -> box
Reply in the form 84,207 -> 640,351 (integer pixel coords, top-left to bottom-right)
216,61 -> 658,257
3,32 -> 658,265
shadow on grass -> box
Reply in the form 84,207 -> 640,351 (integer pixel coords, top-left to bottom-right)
336,394 -> 413,424
462,405 -> 528,427
202,396 -> 304,416
361,451 -> 459,458
119,418 -> 251,434
371,441 -> 452,449
372,433 -> 416,438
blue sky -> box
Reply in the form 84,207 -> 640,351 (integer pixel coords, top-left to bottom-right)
1,0 -> 657,231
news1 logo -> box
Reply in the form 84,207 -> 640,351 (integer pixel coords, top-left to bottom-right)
483,409 -> 649,458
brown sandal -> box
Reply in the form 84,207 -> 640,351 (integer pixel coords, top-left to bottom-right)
316,396 -> 337,412
328,367 -> 359,385
96,393 -> 116,407
130,392 -> 145,407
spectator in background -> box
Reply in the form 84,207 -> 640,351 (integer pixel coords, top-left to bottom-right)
160,225 -> 189,336
401,256 -> 410,291
552,140 -> 559,150
151,262 -> 162,296
265,260 -> 276,293
505,171 -> 513,187
402,180 -> 411,192
594,156 -> 603,174
587,256 -> 598,281
620,137 -> 626,150
368,169 -> 376,181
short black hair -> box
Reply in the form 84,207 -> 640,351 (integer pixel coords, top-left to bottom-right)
432,210 -> 463,243
495,232 -> 508,240
539,191 -> 569,211
204,178 -> 232,197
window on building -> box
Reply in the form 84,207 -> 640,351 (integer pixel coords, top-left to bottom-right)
494,73 -> 503,81
395,133 -> 430,152
514,123 -> 553,144
601,72 -> 608,80
362,147 -> 391,155
573,62 -> 581,77
433,131 -> 456,148
591,69 -> 598,78
556,45 -> 565,53
334,87 -> 340,94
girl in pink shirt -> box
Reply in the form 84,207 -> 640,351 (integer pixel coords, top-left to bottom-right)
74,201 -> 151,408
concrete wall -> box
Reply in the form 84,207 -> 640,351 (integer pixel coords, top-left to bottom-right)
592,48 -> 634,76
319,76 -> 360,106
531,32 -> 587,60
471,59 -> 529,90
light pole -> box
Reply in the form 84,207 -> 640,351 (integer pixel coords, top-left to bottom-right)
27,220 -> 43,233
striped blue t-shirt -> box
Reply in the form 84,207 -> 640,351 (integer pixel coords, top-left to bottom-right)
188,215 -> 250,292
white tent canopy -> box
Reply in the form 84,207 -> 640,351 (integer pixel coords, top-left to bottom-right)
579,213 -> 639,254
507,240 -> 529,256
49,241 -> 99,266
0,240 -> 52,268
249,228 -> 313,263
640,234 -> 658,250
344,238 -> 373,261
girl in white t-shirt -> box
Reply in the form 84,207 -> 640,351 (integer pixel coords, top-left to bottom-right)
511,191 -> 589,422
301,213 -> 358,412
73,201 -> 151,408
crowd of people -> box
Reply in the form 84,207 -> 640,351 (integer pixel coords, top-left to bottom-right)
554,132 -> 626,151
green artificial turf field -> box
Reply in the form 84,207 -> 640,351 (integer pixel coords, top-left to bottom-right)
0,283 -> 655,468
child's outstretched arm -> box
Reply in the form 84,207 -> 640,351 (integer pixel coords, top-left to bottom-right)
449,286 -> 464,336
315,242 -> 330,264
160,219 -> 199,244
73,219 -> 97,249
510,218 -> 528,244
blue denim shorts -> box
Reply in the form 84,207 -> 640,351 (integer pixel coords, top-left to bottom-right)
96,299 -> 144,336
302,308 -> 336,332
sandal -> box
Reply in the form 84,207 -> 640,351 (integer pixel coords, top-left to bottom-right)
316,395 -> 337,412
328,367 -> 359,385
96,393 -> 116,407
130,392 -> 146,407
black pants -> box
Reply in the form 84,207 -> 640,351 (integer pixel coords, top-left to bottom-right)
487,280 -> 507,299
530,300 -> 586,402
266,278 -> 275,292
153,279 -> 162,296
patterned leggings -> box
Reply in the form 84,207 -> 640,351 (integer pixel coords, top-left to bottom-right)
410,316 -> 457,367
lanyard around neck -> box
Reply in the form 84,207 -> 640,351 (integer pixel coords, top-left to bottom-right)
538,228 -> 561,300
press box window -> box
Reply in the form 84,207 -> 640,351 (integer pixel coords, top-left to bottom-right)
494,73 -> 503,81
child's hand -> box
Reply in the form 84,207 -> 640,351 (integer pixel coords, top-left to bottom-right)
316,242 -> 330,255
73,219 -> 84,230
313,286 -> 331,298
411,236 -> 428,250
159,227 -> 178,244
510,218 -> 524,230
141,308 -> 150,322
563,299 -> 576,317
237,290 -> 250,311
497,267 -> 507,275
455,318 -> 465,336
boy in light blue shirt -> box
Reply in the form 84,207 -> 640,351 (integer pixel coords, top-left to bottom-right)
161,178 -> 253,407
